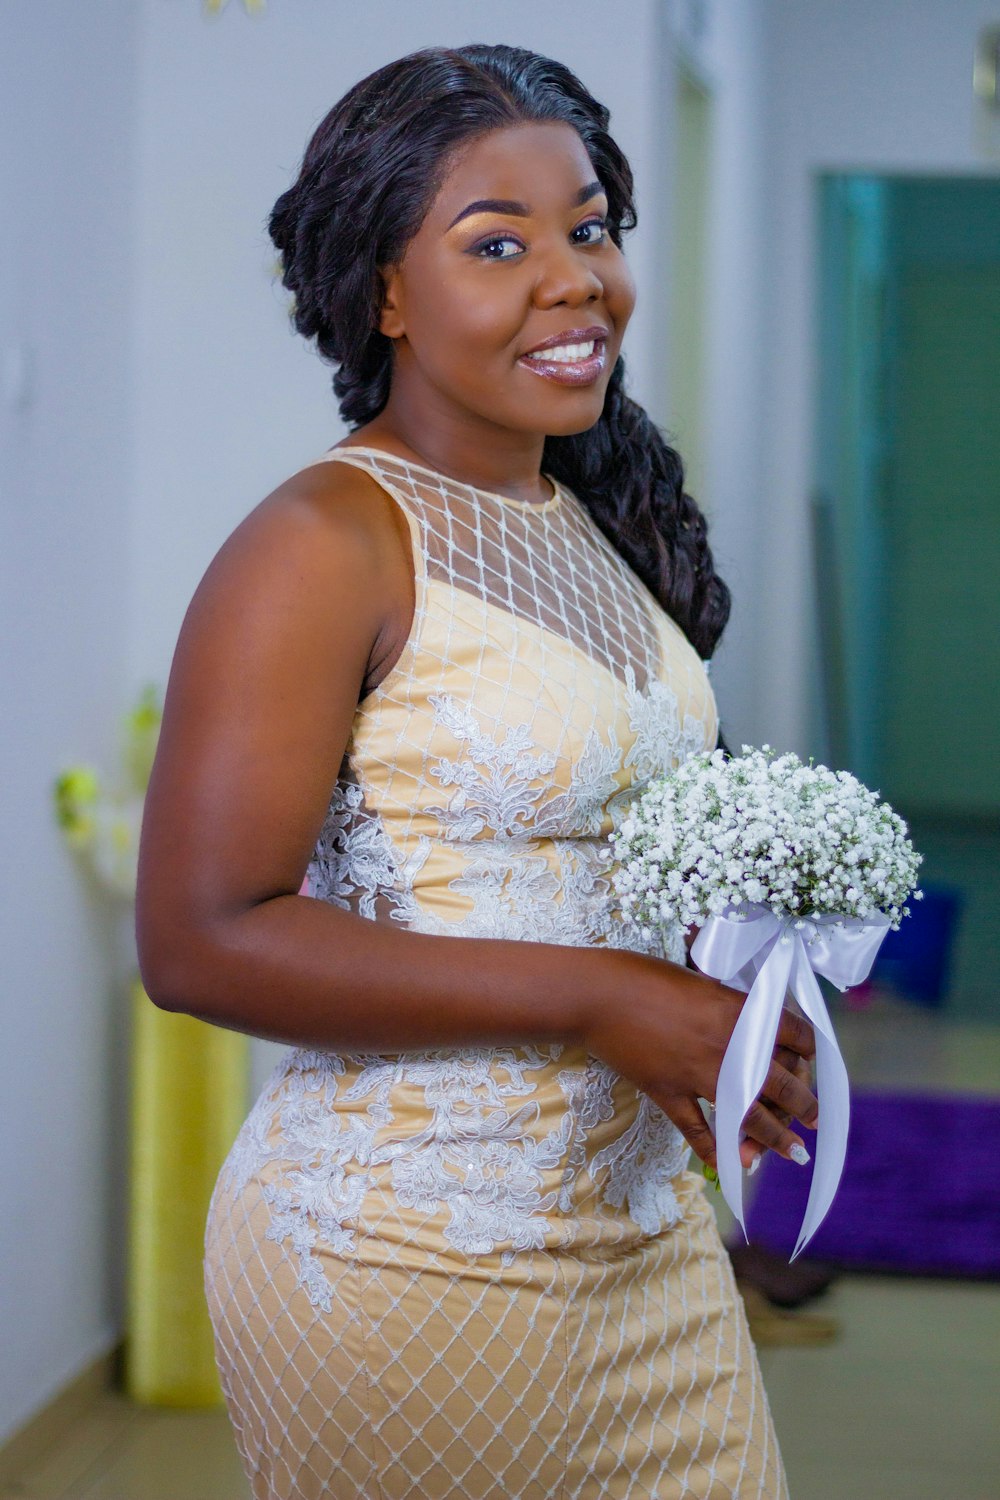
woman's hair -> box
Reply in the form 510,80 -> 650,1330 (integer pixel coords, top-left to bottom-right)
268,43 -> 730,660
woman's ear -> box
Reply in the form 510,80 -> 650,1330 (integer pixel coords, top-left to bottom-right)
378,265 -> 405,339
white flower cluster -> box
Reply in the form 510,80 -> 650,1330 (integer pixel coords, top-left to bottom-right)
610,744 -> 923,939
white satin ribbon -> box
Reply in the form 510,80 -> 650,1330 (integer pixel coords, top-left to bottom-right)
690,903 -> 891,1258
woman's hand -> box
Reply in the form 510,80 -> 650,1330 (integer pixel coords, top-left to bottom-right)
579,952 -> 818,1174
740,1043 -> 817,1173
680,922 -> 817,1173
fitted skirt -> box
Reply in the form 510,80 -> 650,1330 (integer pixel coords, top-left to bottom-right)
203,1045 -> 788,1499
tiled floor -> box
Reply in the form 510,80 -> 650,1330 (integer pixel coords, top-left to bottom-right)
1,1395 -> 248,1500
758,1275 -> 1000,1500
5,999 -> 999,1500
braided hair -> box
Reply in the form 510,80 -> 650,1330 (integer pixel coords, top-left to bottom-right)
268,43 -> 731,662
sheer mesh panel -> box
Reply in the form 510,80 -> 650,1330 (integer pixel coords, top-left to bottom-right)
336,448 -> 663,694
203,447 -> 787,1497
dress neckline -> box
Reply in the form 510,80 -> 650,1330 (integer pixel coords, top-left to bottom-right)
326,443 -> 563,513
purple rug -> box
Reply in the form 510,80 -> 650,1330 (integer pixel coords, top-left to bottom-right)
740,1090 -> 1000,1278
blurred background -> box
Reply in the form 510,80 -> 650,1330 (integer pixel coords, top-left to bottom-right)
2,1 -> 998,1497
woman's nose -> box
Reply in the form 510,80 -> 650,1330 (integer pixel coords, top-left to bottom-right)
531,243 -> 603,307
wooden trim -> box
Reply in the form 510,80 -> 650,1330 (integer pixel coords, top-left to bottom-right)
0,1341 -> 122,1486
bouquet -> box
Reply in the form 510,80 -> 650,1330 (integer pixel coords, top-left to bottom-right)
609,744 -> 923,1256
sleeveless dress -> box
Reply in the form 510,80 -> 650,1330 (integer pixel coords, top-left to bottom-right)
202,446 -> 789,1500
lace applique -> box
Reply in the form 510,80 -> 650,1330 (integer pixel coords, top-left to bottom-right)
385,1048 -> 575,1261
589,1090 -> 690,1234
531,724 -> 624,840
425,694 -> 558,840
309,675 -> 706,939
306,768 -> 431,922
215,1052 -> 301,1201
415,690 -> 695,955
225,1041 -> 693,1309
232,1047 -> 593,1308
554,1057 -> 619,1213
273,675 -> 703,1302
621,663 -> 708,783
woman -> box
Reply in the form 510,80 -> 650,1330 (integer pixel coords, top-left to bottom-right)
136,43 -> 817,1499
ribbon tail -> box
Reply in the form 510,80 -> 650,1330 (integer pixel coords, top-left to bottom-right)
714,934 -> 796,1242
787,937 -> 851,1260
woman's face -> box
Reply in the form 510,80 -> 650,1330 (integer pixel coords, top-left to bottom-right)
378,120 -> 636,442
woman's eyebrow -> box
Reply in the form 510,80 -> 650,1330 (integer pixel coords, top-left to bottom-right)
446,179 -> 605,230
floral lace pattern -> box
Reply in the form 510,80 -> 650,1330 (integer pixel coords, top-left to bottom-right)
233,453 -> 718,1311
307,766 -> 430,927
218,1038 -> 694,1310
621,662 -> 709,785
265,672 -> 706,1306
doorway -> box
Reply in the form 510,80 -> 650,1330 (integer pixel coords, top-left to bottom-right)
812,174 -> 1000,1018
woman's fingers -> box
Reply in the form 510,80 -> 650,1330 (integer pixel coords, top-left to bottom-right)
705,1042 -> 818,1180
775,1007 -> 816,1062
742,1141 -> 768,1172
767,1046 -> 818,1128
773,1043 -> 811,1078
740,1097 -> 810,1162
667,1085 -> 811,1176
668,1097 -> 721,1171
758,1057 -> 818,1128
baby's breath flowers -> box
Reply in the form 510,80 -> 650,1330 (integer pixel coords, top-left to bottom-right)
610,744 -> 923,939
608,744 -> 924,1254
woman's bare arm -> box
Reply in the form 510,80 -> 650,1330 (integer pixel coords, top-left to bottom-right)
135,461 -> 817,1168
136,460 -> 595,1050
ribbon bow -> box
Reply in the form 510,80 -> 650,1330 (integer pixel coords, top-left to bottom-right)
690,903 -> 891,1258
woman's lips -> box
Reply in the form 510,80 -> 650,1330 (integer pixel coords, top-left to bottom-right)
516,338 -> 607,386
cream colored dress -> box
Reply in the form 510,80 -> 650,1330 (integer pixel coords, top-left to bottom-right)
203,446 -> 789,1499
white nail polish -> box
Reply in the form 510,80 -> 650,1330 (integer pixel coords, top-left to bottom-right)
788,1143 -> 810,1166
747,1154 -> 762,1177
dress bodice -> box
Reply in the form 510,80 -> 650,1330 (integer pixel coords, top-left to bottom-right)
218,445 -> 721,1288
304,444 -> 719,958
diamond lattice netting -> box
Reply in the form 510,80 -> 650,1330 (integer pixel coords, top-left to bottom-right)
205,1162 -> 787,1499
202,447 -> 788,1497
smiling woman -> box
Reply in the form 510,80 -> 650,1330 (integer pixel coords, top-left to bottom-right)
136,41 -> 806,1500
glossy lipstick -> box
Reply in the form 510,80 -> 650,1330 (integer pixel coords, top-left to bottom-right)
517,336 -> 607,387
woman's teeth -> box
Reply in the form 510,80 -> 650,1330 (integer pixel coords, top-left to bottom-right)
525,340 -> 596,363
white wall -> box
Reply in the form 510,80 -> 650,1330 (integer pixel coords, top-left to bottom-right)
0,0 -> 138,1446
755,0 -> 1000,756
659,0 -> 770,750
126,0 -> 672,682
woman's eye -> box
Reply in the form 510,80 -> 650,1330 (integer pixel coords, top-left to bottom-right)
471,216 -> 609,261
572,217 -> 609,245
473,235 -> 524,261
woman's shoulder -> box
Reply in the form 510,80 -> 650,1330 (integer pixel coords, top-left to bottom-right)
197,445 -> 410,604
202,447 -> 416,689
255,444 -> 403,546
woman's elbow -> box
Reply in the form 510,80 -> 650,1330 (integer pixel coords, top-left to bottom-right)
135,901 -> 217,1014
136,923 -> 193,1011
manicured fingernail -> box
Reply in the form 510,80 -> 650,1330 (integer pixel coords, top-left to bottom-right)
788,1142 -> 810,1166
747,1154 -> 762,1177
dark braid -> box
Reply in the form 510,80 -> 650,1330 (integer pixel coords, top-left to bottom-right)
268,43 -> 731,662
